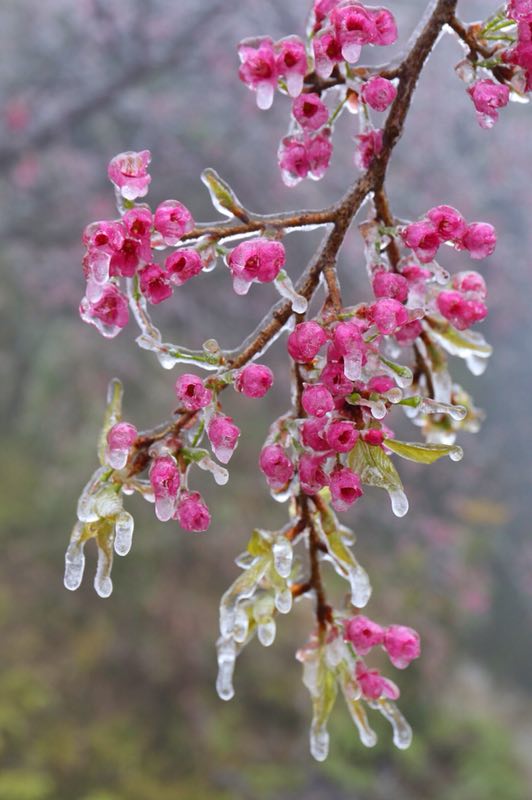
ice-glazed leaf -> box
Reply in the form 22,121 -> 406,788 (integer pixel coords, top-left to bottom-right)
348,440 -> 408,517
337,663 -> 377,748
314,515 -> 371,608
429,322 -> 492,359
97,379 -> 123,465
201,168 -> 246,219
219,556 -> 270,637
309,651 -> 338,761
247,529 -> 272,558
370,698 -> 412,750
384,438 -> 463,464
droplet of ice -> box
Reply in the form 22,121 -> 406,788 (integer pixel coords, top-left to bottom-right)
94,544 -> 113,599
274,271 -> 308,313
107,447 -> 129,470
232,606 -> 249,643
216,637 -> 236,701
274,587 -> 292,615
64,522 -> 86,591
272,536 -> 293,578
390,489 -> 409,518
448,445 -> 463,462
348,565 -> 372,608
157,350 -> 178,370
257,618 -> 276,647
310,722 -> 330,762
343,354 -> 362,381
155,495 -> 175,522
197,455 -> 229,486
375,700 -> 413,750
114,511 -> 134,556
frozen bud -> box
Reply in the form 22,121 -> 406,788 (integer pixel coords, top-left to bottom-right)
367,375 -> 395,393
401,219 -> 440,263
395,319 -> 423,345
373,270 -> 409,302
301,417 -> 330,451
175,491 -> 211,532
278,131 -> 333,186
207,415 -> 241,464
80,283 -> 129,337
326,419 -> 359,453
369,298 -> 409,335
354,129 -> 383,170
330,3 -> 376,62
426,205 -> 467,243
508,0 -> 532,21
344,615 -> 385,655
138,263 -> 173,305
355,662 -> 400,700
452,270 -> 487,299
154,200 -> 195,246
235,364 -> 274,398
150,455 -> 180,522
361,76 -> 397,111
371,7 -> 398,46
436,290 -> 487,330
259,444 -> 294,489
238,37 -> 279,110
306,130 -> 333,179
164,248 -> 203,286
109,235 -> 142,278
299,453 -> 328,495
83,220 -> 125,255
314,0 -> 340,26
312,26 -> 343,80
175,373 -> 212,411
461,222 -> 497,260
383,624 -> 421,669
106,422 -> 137,469
292,92 -> 329,130
333,320 -> 365,356
287,321 -> 327,362
329,466 -> 363,512
107,150 -> 151,201
400,263 -> 431,283
301,383 -> 335,417
226,238 -> 286,295
122,207 -> 153,261
276,36 -> 308,98
467,79 -> 510,129
320,361 -> 354,398
362,429 -> 385,446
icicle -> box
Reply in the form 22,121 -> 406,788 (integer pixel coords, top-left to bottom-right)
275,271 -> 308,313
389,489 -> 409,518
253,594 -> 276,647
274,587 -> 292,614
216,636 -> 236,701
77,466 -> 109,523
114,511 -> 134,556
343,352 -> 363,381
310,721 -> 329,762
345,697 -> 378,748
379,356 -> 413,388
448,445 -> 463,462
197,455 -> 229,486
373,699 -> 412,750
94,528 -> 114,598
219,557 -> 270,637
272,535 -> 293,578
64,522 -> 86,591
348,565 -> 372,608
418,397 -> 467,420
154,494 -> 176,523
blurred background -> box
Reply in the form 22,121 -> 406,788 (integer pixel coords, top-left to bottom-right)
1,0 -> 532,798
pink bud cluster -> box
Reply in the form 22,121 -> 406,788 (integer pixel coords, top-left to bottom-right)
503,2 -> 532,91
238,36 -> 308,110
401,205 -> 497,263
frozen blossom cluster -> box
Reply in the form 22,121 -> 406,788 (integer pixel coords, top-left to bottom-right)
65,0 -> 525,762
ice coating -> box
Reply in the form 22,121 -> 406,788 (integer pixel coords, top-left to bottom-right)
274,587 -> 292,614
272,535 -> 293,578
257,617 -> 276,647
389,489 -> 409,518
310,722 -> 329,762
348,564 -> 372,608
372,699 -> 412,749
219,557 -> 270,637
114,511 -> 134,556
95,486 -> 123,518
275,271 -> 308,313
64,522 -> 86,591
77,467 -> 109,523
197,455 -> 229,486
94,531 -> 114,598
216,636 -> 237,701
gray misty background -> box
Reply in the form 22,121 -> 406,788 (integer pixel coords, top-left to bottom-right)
1,1 -> 532,798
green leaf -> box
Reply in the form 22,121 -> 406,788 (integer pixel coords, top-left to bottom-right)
384,439 -> 463,464
348,440 -> 403,492
429,323 -> 492,359
98,379 -> 123,465
201,168 -> 246,219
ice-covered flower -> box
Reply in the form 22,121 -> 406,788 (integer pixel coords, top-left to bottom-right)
226,238 -> 286,295
276,36 -> 308,97
461,222 -> 497,260
287,321 -> 328,362
175,491 -> 211,532
175,374 -> 212,411
80,283 -> 129,337
154,200 -> 195,246
329,465 -> 363,512
344,615 -> 384,655
259,444 -> 294,489
383,624 -> 421,669
361,76 -> 397,111
354,129 -> 383,170
208,415 -> 241,464
238,37 -> 279,110
107,150 -> 151,201
235,364 -> 274,398
467,79 -> 510,129
302,383 -> 335,417
165,249 -> 203,286
138,263 -> 173,305
292,93 -> 329,130
401,219 -> 440,263
355,661 -> 400,700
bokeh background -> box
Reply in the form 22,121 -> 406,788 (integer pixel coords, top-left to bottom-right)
1,1 -> 532,798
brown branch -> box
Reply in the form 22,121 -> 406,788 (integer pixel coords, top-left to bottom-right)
448,16 -> 495,61
374,187 -> 402,271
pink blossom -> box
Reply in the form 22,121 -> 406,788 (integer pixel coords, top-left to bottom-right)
370,298 -> 409,335
372,270 -> 409,303
278,131 -> 333,186
238,37 -> 279,110
367,375 -> 395,394
383,624 -> 421,669
436,290 -> 487,330
354,129 -> 383,170
461,222 -> 497,259
400,263 -> 431,283
235,364 -> 274,398
361,76 -> 397,111
150,455 -> 180,521
208,415 -> 241,464
313,0 -> 340,27
326,419 -> 359,452
175,374 -> 212,411
154,200 -> 195,246
394,319 -> 423,345
401,219 -> 440,263
175,491 -> 211,532
320,361 -> 354,397
467,79 -> 510,129
329,466 -> 363,512
299,453 -> 328,494
292,93 -> 329,130
330,3 -> 376,63
452,270 -> 487,299
503,35 -> 532,91
287,321 -> 328,362
107,422 -> 137,451
226,238 -> 286,295
363,429 -> 385,446
80,283 -> 129,337
122,207 -> 153,262
107,150 -> 151,201
109,235 -> 143,278
165,249 -> 203,286
508,0 -> 532,21
83,220 -> 125,255
312,26 -> 343,79
355,661 -> 400,700
371,7 -> 398,46
138,263 -> 173,304
276,36 -> 308,97
426,205 -> 467,242
306,130 -> 334,179
259,444 -> 294,489
301,418 -> 330,451
344,615 -> 384,655
333,320 -> 364,356
301,383 -> 335,417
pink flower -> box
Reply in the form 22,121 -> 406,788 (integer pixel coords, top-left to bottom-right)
109,235 -> 143,278
80,283 -> 129,338
361,76 -> 397,111
106,421 -> 138,469
154,200 -> 195,246
301,383 -> 335,417
312,26 -> 343,79
367,375 -> 395,393
329,466 -> 363,512
306,130 -> 334,179
238,37 -> 279,110
83,220 -> 125,255
394,319 -> 423,345
226,238 -> 286,295
299,453 -> 328,494
150,455 -> 180,522
401,219 -> 440,263
320,361 -> 355,397
175,374 -> 212,411
165,249 -> 203,286
326,419 -> 359,452
355,661 -> 400,700
333,320 -> 364,356
461,222 -> 497,260
301,418 -> 330,451
371,7 -> 398,46
426,205 -> 467,243
370,298 -> 409,335
330,3 -> 377,63
278,131 -> 333,186
175,491 -> 211,532
452,270 -> 487,299
292,93 -> 329,130
363,429 -> 385,446
467,79 -> 510,129
313,0 -> 340,27
344,615 -> 384,655
122,207 -> 153,262
503,35 -> 532,91
436,290 -> 487,330
107,150 -> 151,201
235,364 -> 274,398
287,321 -> 328,362
138,263 -> 173,305
276,36 -> 308,97
208,415 -> 240,464
508,0 -> 532,22
259,444 -> 294,489
354,129 -> 383,170
372,270 -> 409,303
383,624 -> 421,669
